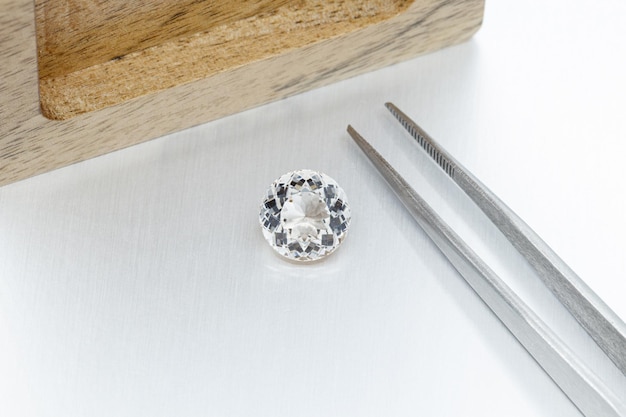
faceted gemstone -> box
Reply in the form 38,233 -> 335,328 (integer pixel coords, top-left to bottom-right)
259,169 -> 351,262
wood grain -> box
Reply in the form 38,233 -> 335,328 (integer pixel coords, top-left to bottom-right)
36,0 -> 294,79
38,0 -> 414,119
0,0 -> 484,186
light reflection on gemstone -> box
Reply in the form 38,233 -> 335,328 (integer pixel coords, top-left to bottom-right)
259,169 -> 351,262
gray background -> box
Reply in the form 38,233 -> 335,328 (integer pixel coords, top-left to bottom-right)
1,0 -> 625,415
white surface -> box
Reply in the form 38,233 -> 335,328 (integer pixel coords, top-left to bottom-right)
1,1 -> 626,416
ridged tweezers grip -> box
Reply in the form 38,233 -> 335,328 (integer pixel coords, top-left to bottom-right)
384,102 -> 626,378
387,104 -> 456,178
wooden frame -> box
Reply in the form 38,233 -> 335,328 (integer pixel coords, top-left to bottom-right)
0,0 -> 484,186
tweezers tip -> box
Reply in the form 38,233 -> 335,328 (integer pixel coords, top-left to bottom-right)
346,125 -> 375,156
346,124 -> 360,140
384,102 -> 397,111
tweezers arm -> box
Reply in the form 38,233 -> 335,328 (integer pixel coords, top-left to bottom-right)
455,167 -> 626,377
385,102 -> 626,377
347,125 -> 626,417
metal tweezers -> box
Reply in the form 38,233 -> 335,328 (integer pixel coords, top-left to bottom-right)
347,103 -> 626,417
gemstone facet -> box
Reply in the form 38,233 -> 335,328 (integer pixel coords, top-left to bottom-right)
259,169 -> 351,262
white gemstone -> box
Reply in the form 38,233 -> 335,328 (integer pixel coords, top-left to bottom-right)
259,169 -> 351,262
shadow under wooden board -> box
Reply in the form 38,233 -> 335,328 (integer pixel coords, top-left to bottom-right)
0,0 -> 484,187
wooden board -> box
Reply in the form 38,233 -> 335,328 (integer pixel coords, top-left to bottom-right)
0,0 -> 484,186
